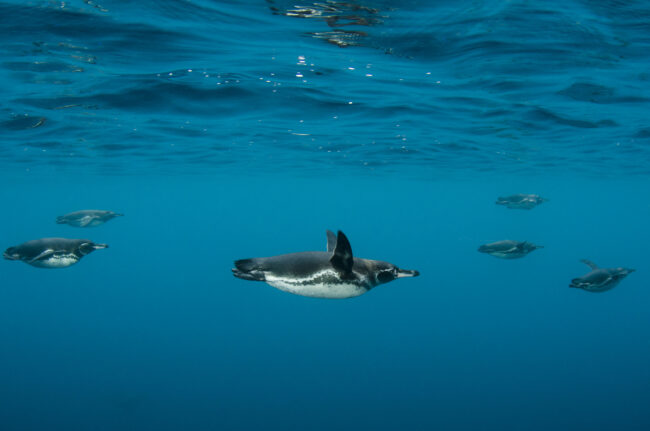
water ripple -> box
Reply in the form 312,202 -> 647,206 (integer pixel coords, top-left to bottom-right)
0,0 -> 649,177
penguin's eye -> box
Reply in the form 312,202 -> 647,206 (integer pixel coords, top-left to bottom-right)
377,270 -> 395,284
79,243 -> 94,254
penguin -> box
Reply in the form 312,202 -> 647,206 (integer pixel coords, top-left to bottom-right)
3,238 -> 108,268
232,230 -> 419,299
56,210 -> 123,227
495,194 -> 547,209
478,240 -> 543,259
570,259 -> 635,292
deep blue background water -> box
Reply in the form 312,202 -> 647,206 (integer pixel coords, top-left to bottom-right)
1,1 -> 649,430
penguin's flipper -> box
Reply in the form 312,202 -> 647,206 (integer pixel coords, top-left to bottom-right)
330,230 -> 353,274
78,215 -> 96,227
505,245 -> 519,253
28,249 -> 55,263
326,230 -> 337,253
581,259 -> 599,270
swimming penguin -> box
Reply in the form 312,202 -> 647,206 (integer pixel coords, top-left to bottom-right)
232,230 -> 419,299
478,240 -> 543,259
56,210 -> 123,227
3,238 -> 108,268
496,194 -> 547,209
570,259 -> 635,293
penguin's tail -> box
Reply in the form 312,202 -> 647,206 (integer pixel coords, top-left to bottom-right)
569,279 -> 582,289
232,259 -> 266,281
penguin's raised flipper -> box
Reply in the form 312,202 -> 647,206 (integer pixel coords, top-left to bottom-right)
330,230 -> 353,274
326,230 -> 337,253
581,259 -> 599,270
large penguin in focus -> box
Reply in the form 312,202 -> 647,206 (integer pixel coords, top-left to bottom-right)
232,230 -> 419,299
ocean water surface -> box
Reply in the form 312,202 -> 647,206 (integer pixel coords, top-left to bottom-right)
1,1 -> 649,430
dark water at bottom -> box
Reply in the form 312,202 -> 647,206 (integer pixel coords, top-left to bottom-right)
0,173 -> 648,430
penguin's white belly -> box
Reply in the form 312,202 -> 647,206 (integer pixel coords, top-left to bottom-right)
70,216 -> 102,227
30,254 -> 79,268
265,270 -> 368,299
583,279 -> 618,293
492,252 -> 521,259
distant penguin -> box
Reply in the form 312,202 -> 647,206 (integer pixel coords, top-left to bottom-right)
496,194 -> 547,210
232,230 -> 419,299
478,240 -> 543,259
3,238 -> 108,268
56,210 -> 123,227
570,259 -> 635,293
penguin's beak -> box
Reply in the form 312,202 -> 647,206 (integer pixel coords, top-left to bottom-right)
397,269 -> 419,278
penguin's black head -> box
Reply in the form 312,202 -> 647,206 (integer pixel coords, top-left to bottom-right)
521,242 -> 543,253
614,267 -> 635,279
374,261 -> 419,285
78,241 -> 108,255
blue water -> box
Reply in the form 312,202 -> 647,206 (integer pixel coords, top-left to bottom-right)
1,1 -> 649,430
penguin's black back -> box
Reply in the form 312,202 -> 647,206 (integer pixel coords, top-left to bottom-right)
235,252 -> 337,278
16,238 -> 86,258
